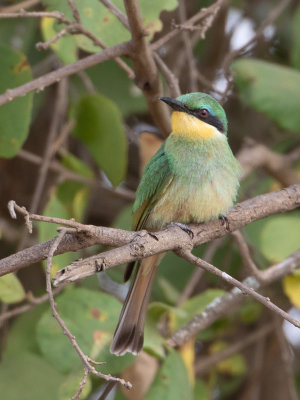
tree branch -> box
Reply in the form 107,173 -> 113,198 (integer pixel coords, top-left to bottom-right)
124,0 -> 171,136
1,184 -> 299,279
176,249 -> 300,328
168,248 -> 300,347
237,139 -> 300,186
44,229 -> 132,397
0,41 -> 131,106
52,184 -> 300,285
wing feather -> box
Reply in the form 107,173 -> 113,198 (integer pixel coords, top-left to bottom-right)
132,143 -> 173,230
124,144 -> 172,282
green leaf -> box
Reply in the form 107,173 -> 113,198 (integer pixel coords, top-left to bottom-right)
57,151 -> 92,221
292,4 -> 300,70
41,17 -> 77,64
58,370 -> 92,400
36,288 -> 134,374
0,46 -> 33,157
86,60 -> 147,117
0,352 -> 63,400
60,150 -> 93,178
194,380 -> 210,400
259,212 -> 300,263
74,94 -> 127,186
144,302 -> 177,358
157,277 -> 180,305
174,289 -> 225,331
145,350 -> 193,400
42,0 -> 178,53
152,251 -> 196,302
3,304 -> 48,359
0,273 -> 25,304
232,58 -> 300,131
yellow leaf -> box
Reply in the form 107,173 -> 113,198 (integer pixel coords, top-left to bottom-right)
283,275 -> 300,307
179,338 -> 195,385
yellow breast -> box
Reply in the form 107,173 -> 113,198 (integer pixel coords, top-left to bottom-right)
171,111 -> 220,140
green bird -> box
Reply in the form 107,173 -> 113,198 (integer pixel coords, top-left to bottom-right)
110,92 -> 241,356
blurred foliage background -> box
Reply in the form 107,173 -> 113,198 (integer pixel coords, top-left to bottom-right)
0,0 -> 300,399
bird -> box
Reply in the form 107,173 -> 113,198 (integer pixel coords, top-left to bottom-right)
110,92 -> 241,356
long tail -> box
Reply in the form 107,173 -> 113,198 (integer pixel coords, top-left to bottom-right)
110,254 -> 163,356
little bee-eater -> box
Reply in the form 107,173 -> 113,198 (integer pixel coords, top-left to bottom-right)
110,92 -> 241,356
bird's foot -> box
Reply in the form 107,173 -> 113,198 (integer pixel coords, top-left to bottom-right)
219,214 -> 230,231
168,222 -> 194,239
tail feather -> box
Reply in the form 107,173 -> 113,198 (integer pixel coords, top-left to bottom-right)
110,254 -> 163,356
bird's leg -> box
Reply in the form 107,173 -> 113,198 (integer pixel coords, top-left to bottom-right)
168,222 -> 194,239
219,214 -> 230,231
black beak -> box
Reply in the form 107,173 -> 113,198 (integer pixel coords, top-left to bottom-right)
160,97 -> 186,112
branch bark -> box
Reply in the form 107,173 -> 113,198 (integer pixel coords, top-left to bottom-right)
1,184 -> 299,279
124,0 -> 171,136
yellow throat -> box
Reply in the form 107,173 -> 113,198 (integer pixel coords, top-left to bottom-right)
171,111 -> 220,139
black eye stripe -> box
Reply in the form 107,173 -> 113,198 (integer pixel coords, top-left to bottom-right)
185,109 -> 225,133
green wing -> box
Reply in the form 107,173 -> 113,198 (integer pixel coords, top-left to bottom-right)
132,142 -> 173,230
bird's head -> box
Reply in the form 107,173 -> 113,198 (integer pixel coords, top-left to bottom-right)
160,92 -> 228,140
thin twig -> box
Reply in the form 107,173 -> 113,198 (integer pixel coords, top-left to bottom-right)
153,53 -> 181,98
16,149 -> 135,201
222,0 -> 292,70
36,27 -> 70,50
124,0 -> 171,136
0,10 -> 69,23
0,41 -> 131,106
168,248 -> 300,347
178,0 -> 198,91
151,0 -> 225,51
0,287 -> 63,323
231,230 -> 262,280
0,0 -> 40,13
176,238 -> 225,305
98,0 -> 129,28
45,229 -> 132,396
50,119 -> 75,155
237,139 -> 300,186
71,370 -> 88,400
31,79 -> 68,214
177,249 -> 300,329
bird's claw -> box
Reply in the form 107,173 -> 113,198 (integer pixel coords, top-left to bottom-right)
168,222 -> 194,239
147,231 -> 159,241
219,214 -> 230,231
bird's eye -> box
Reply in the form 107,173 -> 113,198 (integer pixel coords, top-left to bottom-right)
199,108 -> 209,118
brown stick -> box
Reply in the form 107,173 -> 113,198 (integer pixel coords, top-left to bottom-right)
45,228 -> 132,396
1,184 -> 299,279
176,249 -> 300,328
0,41 -> 131,106
168,248 -> 300,347
124,0 -> 171,136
